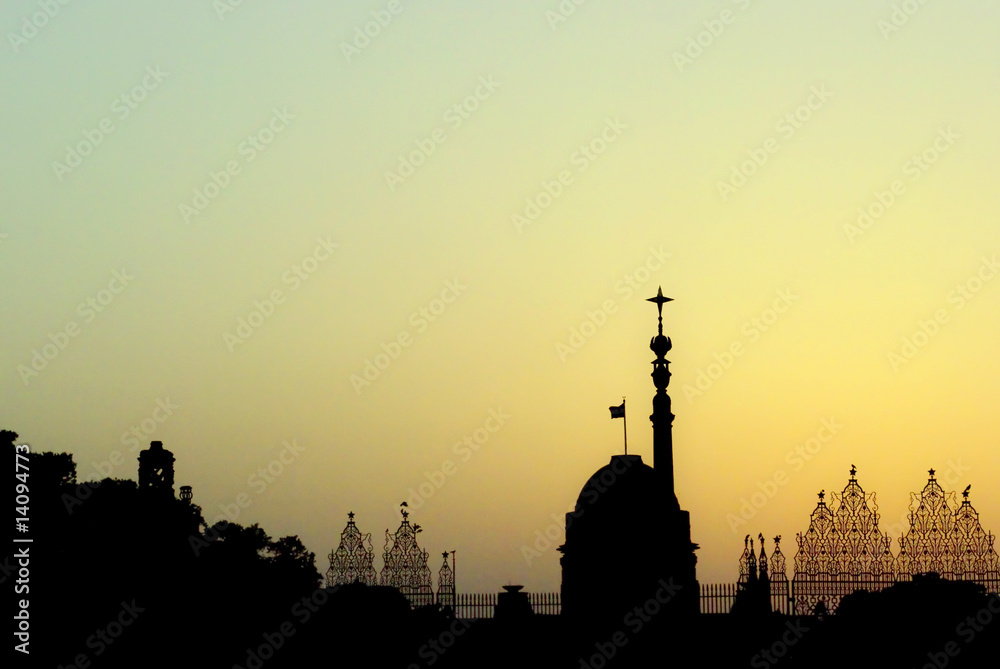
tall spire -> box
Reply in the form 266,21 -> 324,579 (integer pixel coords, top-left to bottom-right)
647,287 -> 678,510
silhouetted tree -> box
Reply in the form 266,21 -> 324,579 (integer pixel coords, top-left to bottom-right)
266,534 -> 322,593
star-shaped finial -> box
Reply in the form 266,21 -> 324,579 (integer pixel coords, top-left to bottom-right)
850,465 -> 857,478
818,490 -> 825,501
443,551 -> 449,559
647,287 -> 673,336
929,468 -> 936,478
348,511 -> 355,520
647,287 -> 673,314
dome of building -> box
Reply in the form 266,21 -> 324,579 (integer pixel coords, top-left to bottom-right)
570,454 -> 660,527
561,454 -> 685,625
559,287 -> 699,626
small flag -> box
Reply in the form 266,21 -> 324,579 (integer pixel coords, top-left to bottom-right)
609,402 -> 625,419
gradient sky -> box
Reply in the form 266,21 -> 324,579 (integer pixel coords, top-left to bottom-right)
3,0 -> 999,592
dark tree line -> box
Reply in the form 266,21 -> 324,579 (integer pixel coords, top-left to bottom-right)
4,429 -> 452,669
8,427 -> 1000,668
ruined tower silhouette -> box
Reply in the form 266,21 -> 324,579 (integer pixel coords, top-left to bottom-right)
138,440 -> 175,496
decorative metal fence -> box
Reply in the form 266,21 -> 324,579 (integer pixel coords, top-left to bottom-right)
448,577 -> 1000,618
699,582 -> 736,614
699,581 -> 794,615
527,592 -> 561,616
454,592 -> 561,619
717,468 -> 1000,616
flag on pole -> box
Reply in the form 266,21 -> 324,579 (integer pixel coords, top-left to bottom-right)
609,402 -> 625,419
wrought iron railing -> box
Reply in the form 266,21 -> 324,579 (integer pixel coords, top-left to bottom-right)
701,576 -> 1000,616
444,578 -> 1000,618
453,592 -> 561,618
699,581 -> 793,615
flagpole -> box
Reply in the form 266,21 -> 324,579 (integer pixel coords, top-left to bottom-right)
622,396 -> 627,455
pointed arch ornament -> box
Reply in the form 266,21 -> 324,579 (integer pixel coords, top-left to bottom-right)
782,467 -> 1000,615
437,552 -> 455,610
791,467 -> 895,614
380,509 -> 434,607
897,472 -> 1000,583
326,511 -> 377,587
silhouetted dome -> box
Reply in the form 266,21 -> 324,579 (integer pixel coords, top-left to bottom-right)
572,454 -> 659,518
562,453 -> 699,623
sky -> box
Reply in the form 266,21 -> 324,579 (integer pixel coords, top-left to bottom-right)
3,0 -> 999,592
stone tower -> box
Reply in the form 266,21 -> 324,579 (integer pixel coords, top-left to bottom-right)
138,440 -> 175,496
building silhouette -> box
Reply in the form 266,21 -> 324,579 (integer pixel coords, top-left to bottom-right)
10,280 -> 1000,668
137,439 -> 175,495
559,288 -> 699,625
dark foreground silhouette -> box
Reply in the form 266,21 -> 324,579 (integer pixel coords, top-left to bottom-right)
6,426 -> 1000,669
